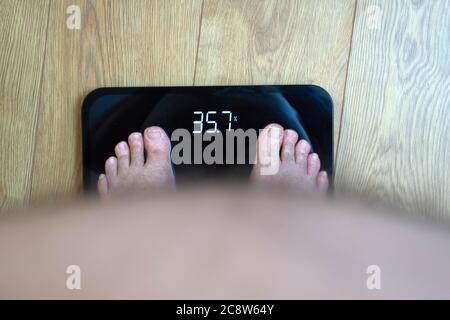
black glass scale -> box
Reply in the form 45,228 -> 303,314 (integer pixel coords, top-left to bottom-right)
82,85 -> 333,191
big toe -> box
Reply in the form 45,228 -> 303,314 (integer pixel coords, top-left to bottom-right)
143,126 -> 172,165
254,123 -> 284,176
258,123 -> 283,163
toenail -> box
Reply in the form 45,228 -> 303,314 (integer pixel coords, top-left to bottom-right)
118,142 -> 127,151
131,133 -> 141,141
311,153 -> 318,159
299,140 -> 308,153
147,129 -> 161,139
268,127 -> 281,137
108,157 -> 115,163
286,129 -> 296,138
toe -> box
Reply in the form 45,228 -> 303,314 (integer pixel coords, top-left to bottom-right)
295,139 -> 311,162
105,156 -> 118,183
254,124 -> 283,176
307,153 -> 321,176
128,132 -> 144,167
257,123 -> 283,166
144,126 -> 171,164
281,129 -> 298,163
115,141 -> 130,175
97,173 -> 109,197
295,139 -> 310,172
317,171 -> 329,193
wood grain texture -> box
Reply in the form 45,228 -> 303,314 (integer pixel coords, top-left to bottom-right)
30,0 -> 203,202
2,0 -> 448,219
335,0 -> 450,217
194,0 -> 357,155
0,0 -> 50,210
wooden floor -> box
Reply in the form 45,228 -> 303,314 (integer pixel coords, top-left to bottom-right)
0,0 -> 448,217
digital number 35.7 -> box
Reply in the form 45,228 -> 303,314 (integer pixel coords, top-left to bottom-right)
193,111 -> 233,133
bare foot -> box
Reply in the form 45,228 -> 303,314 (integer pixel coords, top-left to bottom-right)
250,124 -> 329,193
97,126 -> 175,197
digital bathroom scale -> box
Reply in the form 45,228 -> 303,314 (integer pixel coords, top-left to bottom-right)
82,85 -> 333,192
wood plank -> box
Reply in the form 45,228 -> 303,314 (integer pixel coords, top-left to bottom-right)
30,0 -> 203,202
0,0 -> 50,210
194,0 -> 357,156
335,0 -> 450,217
